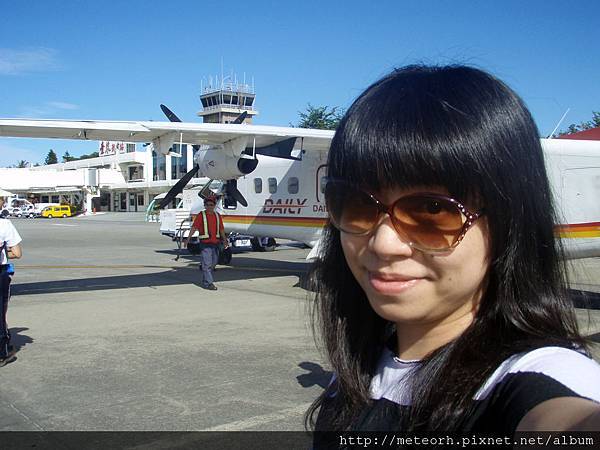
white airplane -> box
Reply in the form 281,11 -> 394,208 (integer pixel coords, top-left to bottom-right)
1,117 -> 599,260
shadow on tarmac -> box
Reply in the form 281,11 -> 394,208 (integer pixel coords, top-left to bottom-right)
9,326 -> 34,350
296,362 -> 333,389
10,257 -> 313,296
4,327 -> 34,365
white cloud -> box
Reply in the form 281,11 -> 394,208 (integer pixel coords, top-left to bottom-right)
18,101 -> 80,118
0,47 -> 60,75
0,140 -> 46,167
46,101 -> 79,110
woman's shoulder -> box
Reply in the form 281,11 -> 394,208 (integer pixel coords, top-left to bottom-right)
476,346 -> 600,402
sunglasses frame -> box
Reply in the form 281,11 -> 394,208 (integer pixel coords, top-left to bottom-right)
325,179 -> 484,253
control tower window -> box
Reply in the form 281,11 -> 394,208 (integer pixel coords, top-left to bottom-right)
268,177 -> 277,194
201,98 -> 208,108
245,97 -> 253,106
232,96 -> 238,105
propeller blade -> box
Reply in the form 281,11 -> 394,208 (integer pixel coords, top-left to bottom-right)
158,165 -> 199,209
160,104 -> 183,122
225,180 -> 248,207
231,111 -> 248,124
198,179 -> 215,200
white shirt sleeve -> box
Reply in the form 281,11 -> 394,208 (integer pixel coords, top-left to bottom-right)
3,221 -> 22,248
1,220 -> 22,264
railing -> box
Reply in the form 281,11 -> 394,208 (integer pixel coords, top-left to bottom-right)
203,82 -> 254,95
200,105 -> 255,113
145,199 -> 159,222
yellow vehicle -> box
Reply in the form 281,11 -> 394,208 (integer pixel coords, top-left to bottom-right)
41,205 -> 74,218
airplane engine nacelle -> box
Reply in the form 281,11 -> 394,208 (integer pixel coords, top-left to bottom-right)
195,148 -> 258,180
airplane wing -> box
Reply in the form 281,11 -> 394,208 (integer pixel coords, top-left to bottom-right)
0,118 -> 334,153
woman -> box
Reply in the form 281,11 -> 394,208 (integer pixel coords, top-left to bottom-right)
308,65 -> 600,436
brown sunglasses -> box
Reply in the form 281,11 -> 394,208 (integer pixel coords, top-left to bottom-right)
324,179 -> 484,252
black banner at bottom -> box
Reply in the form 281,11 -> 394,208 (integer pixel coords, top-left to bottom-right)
1,431 -> 599,449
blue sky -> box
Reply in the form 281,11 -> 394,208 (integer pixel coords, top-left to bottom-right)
1,0 -> 598,167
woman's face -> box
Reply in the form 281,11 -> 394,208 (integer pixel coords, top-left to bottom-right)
340,185 -> 491,330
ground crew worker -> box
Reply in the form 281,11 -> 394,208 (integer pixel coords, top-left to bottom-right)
184,196 -> 228,290
0,196 -> 22,366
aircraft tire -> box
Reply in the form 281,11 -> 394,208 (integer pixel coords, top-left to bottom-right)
251,237 -> 264,252
263,237 -> 276,252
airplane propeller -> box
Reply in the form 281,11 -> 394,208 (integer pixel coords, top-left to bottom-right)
157,104 -> 249,208
231,110 -> 247,124
160,104 -> 183,123
158,164 -> 200,209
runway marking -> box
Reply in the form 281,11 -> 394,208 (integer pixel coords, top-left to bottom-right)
201,402 -> 313,431
49,223 -> 78,227
17,264 -> 178,269
3,401 -> 45,431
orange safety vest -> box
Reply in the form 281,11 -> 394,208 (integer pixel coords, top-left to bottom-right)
194,210 -> 223,244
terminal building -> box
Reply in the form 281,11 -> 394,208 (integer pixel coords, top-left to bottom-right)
0,75 -> 258,214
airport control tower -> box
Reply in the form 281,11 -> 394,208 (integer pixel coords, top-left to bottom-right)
198,74 -> 258,124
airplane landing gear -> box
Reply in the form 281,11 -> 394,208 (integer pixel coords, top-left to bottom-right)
251,237 -> 276,252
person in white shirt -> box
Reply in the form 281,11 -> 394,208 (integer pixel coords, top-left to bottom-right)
0,196 -> 22,366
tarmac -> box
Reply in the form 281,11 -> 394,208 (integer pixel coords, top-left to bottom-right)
0,213 -> 599,433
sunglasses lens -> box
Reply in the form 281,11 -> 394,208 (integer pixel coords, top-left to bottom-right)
325,182 -> 380,234
392,196 -> 464,250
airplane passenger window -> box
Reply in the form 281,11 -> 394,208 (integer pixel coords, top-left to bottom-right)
254,178 -> 262,194
320,176 -> 327,193
268,177 -> 277,194
288,177 -> 299,194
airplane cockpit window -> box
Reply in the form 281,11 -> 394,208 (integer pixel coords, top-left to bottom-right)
288,177 -> 299,194
268,177 -> 278,194
254,178 -> 262,194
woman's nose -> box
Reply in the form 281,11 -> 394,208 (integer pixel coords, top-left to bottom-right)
367,214 -> 414,258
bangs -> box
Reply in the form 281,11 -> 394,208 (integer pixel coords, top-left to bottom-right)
328,66 -> 501,203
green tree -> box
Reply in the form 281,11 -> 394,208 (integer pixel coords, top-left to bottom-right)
296,104 -> 344,130
16,160 -> 29,168
558,111 -> 600,136
78,151 -> 99,160
45,149 -> 58,165
62,151 -> 76,162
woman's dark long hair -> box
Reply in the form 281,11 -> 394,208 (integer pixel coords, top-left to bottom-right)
306,64 -> 588,432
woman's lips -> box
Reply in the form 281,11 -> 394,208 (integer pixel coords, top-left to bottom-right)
368,272 -> 423,294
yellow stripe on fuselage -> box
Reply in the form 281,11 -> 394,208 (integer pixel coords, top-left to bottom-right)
223,214 -> 327,228
555,222 -> 600,239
